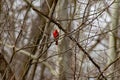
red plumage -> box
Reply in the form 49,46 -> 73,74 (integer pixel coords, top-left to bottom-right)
53,29 -> 59,45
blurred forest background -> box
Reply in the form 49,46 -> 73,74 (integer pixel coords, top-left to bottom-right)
0,0 -> 120,80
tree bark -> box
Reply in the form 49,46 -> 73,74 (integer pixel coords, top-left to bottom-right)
108,0 -> 120,80
57,0 -> 73,80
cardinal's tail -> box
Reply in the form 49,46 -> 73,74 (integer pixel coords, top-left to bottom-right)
56,41 -> 58,45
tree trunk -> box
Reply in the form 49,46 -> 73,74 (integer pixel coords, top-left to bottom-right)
56,0 -> 73,80
108,0 -> 120,80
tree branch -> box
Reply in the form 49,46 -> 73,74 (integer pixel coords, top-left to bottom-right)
0,41 -> 58,77
23,0 -> 109,79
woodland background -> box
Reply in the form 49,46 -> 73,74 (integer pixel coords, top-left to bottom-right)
0,0 -> 120,80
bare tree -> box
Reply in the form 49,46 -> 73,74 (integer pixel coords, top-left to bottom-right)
1,0 -> 120,80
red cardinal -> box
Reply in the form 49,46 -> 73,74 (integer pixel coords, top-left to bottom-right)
53,29 -> 59,45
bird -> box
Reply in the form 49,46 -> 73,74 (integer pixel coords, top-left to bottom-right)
53,29 -> 59,45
